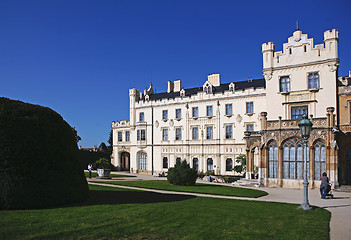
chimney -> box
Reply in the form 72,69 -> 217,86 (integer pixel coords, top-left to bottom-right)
174,80 -> 181,92
167,81 -> 173,93
208,74 -> 220,86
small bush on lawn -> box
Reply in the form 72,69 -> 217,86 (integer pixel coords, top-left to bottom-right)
167,159 -> 198,186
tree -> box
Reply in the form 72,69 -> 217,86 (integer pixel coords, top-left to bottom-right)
108,130 -> 113,147
167,159 -> 198,186
233,154 -> 246,174
72,127 -> 81,144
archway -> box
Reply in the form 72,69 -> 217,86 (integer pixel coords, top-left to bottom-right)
120,152 -> 130,171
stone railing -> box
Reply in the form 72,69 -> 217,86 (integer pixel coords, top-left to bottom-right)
266,117 -> 328,130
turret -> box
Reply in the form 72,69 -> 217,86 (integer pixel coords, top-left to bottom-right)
129,88 -> 138,126
262,42 -> 275,69
324,29 -> 338,59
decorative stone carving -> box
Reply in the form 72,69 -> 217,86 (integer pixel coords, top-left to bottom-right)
169,119 -> 174,127
328,62 -> 338,72
236,114 -> 242,123
155,120 -> 159,128
263,70 -> 273,81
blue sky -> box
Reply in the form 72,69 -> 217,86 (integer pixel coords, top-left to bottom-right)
1,0 -> 350,147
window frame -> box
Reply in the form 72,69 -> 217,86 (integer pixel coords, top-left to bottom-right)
206,126 -> 213,140
225,104 -> 232,116
192,127 -> 199,140
291,105 -> 308,120
225,125 -> 232,139
246,102 -> 254,114
139,112 -> 144,122
163,157 -> 168,169
308,72 -> 320,89
162,128 -> 168,141
162,110 -> 168,120
175,108 -> 182,119
226,158 -> 233,171
118,131 -> 123,142
206,105 -> 213,117
280,76 -> 290,93
175,128 -> 182,140
192,107 -> 198,118
125,131 -> 130,142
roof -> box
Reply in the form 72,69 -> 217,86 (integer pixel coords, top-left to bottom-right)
144,78 -> 266,101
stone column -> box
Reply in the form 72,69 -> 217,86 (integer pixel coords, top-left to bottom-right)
278,146 -> 283,187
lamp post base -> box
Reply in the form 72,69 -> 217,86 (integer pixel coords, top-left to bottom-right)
299,203 -> 313,210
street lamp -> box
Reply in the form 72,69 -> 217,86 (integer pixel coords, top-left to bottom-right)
298,114 -> 313,210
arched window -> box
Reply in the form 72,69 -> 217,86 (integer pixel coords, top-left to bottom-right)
193,158 -> 199,171
314,140 -> 326,180
163,157 -> 168,169
226,158 -> 233,171
282,138 -> 309,179
268,141 -> 278,178
176,157 -> 182,162
207,158 -> 213,171
138,152 -> 147,170
308,72 -> 319,89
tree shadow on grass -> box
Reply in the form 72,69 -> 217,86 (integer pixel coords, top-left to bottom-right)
71,190 -> 196,207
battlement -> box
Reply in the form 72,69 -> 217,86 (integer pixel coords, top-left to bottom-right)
262,29 -> 339,70
262,42 -> 275,52
324,29 -> 339,41
112,120 -> 130,128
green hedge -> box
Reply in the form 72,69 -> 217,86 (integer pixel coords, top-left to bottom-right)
0,97 -> 89,209
77,149 -> 111,170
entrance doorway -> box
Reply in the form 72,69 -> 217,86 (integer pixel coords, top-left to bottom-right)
120,152 -> 130,171
346,149 -> 351,185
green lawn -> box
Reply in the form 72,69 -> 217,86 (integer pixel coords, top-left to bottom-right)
84,172 -> 135,178
0,185 -> 330,240
94,180 -> 268,198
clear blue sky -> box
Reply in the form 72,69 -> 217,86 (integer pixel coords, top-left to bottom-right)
1,0 -> 350,147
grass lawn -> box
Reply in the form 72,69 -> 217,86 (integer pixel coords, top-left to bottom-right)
0,185 -> 330,240
84,172 -> 135,178
94,180 -> 268,198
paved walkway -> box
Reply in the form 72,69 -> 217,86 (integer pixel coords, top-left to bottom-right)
87,171 -> 351,240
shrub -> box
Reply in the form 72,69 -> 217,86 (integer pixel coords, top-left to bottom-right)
95,158 -> 111,169
0,97 -> 89,209
167,159 -> 198,186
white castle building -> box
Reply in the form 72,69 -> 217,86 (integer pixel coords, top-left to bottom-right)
112,27 -> 349,189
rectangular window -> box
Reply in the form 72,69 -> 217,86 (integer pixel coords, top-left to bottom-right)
192,127 -> 198,140
280,76 -> 290,92
162,110 -> 168,120
225,104 -> 232,115
175,128 -> 182,140
192,107 -> 198,118
137,130 -> 146,141
246,102 -> 253,114
118,131 -> 122,142
206,126 -> 213,139
162,129 -> 168,141
225,125 -> 232,139
206,106 -> 213,117
291,106 -> 308,120
175,109 -> 181,119
308,72 -> 319,89
246,124 -> 254,132
125,131 -> 130,142
139,112 -> 144,122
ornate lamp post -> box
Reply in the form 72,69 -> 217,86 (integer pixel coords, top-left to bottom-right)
298,114 -> 313,210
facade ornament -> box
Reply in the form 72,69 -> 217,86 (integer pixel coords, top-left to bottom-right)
236,114 -> 242,123
263,69 -> 273,81
169,119 -> 174,127
328,62 -> 339,72
155,120 -> 159,128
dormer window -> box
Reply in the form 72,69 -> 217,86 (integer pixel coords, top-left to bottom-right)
229,83 -> 235,92
203,82 -> 212,94
180,89 -> 185,97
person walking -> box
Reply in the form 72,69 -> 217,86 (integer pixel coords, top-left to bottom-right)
88,163 -> 92,179
320,172 -> 329,199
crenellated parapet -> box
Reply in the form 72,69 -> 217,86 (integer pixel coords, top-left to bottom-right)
262,29 -> 339,71
112,120 -> 130,128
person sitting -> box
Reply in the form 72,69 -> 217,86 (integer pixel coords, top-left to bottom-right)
320,172 -> 329,199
